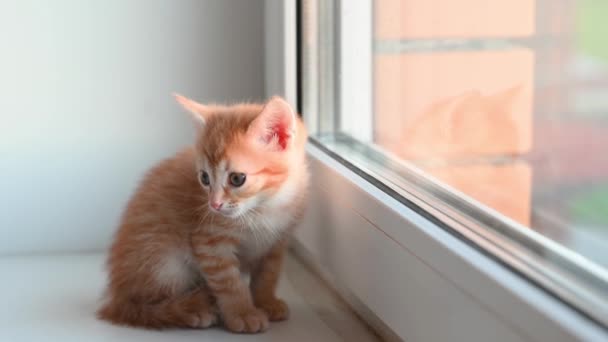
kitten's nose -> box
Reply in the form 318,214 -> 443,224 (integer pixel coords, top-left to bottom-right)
210,201 -> 223,210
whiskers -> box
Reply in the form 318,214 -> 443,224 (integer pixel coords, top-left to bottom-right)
236,207 -> 283,247
194,202 -> 215,228
192,202 -> 285,248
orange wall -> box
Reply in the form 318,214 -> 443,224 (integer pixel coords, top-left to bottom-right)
375,0 -> 535,39
373,0 -> 535,225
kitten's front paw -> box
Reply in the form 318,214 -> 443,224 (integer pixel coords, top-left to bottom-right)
257,297 -> 289,321
223,307 -> 269,333
187,310 -> 218,329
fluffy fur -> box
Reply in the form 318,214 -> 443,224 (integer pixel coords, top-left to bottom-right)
98,95 -> 309,333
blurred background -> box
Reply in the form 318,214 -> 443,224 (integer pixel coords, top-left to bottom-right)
0,0 -> 267,254
371,0 -> 608,267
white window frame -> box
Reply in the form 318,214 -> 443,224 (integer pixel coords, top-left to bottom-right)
264,1 -> 607,340
337,0 -> 373,142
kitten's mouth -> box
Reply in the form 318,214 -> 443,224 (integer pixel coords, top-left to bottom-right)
210,206 -> 239,218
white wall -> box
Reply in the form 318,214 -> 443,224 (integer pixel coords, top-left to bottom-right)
264,0 -> 296,104
0,0 -> 265,254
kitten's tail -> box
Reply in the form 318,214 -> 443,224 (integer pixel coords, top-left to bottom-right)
97,288 -> 217,329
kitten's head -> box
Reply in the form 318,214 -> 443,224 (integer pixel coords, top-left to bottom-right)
175,94 -> 305,218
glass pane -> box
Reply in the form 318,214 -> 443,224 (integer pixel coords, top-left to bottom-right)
372,0 -> 608,268
301,0 -> 608,326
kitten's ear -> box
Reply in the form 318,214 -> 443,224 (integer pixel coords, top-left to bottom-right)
247,97 -> 296,151
492,85 -> 523,108
174,93 -> 211,127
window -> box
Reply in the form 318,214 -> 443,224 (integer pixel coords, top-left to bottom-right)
300,0 -> 608,328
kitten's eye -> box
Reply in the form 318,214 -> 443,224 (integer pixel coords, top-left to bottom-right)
200,171 -> 210,186
229,172 -> 246,187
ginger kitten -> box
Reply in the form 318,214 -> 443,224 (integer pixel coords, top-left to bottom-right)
98,95 -> 309,333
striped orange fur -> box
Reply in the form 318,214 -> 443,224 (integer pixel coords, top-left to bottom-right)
98,95 -> 309,333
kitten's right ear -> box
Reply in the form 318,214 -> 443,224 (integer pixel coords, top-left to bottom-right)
174,93 -> 210,127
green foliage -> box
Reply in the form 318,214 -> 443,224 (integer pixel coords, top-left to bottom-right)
577,0 -> 608,62
571,185 -> 608,226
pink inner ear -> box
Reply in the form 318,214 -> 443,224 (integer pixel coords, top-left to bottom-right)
267,120 -> 292,150
251,98 -> 295,150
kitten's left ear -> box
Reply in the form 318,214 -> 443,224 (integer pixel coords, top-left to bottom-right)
247,97 -> 296,151
492,84 -> 523,108
174,93 -> 211,127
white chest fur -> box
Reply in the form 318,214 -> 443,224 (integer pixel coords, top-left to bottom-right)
237,206 -> 295,262
237,171 -> 306,262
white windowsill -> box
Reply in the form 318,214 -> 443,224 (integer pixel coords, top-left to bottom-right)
0,252 -> 378,342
